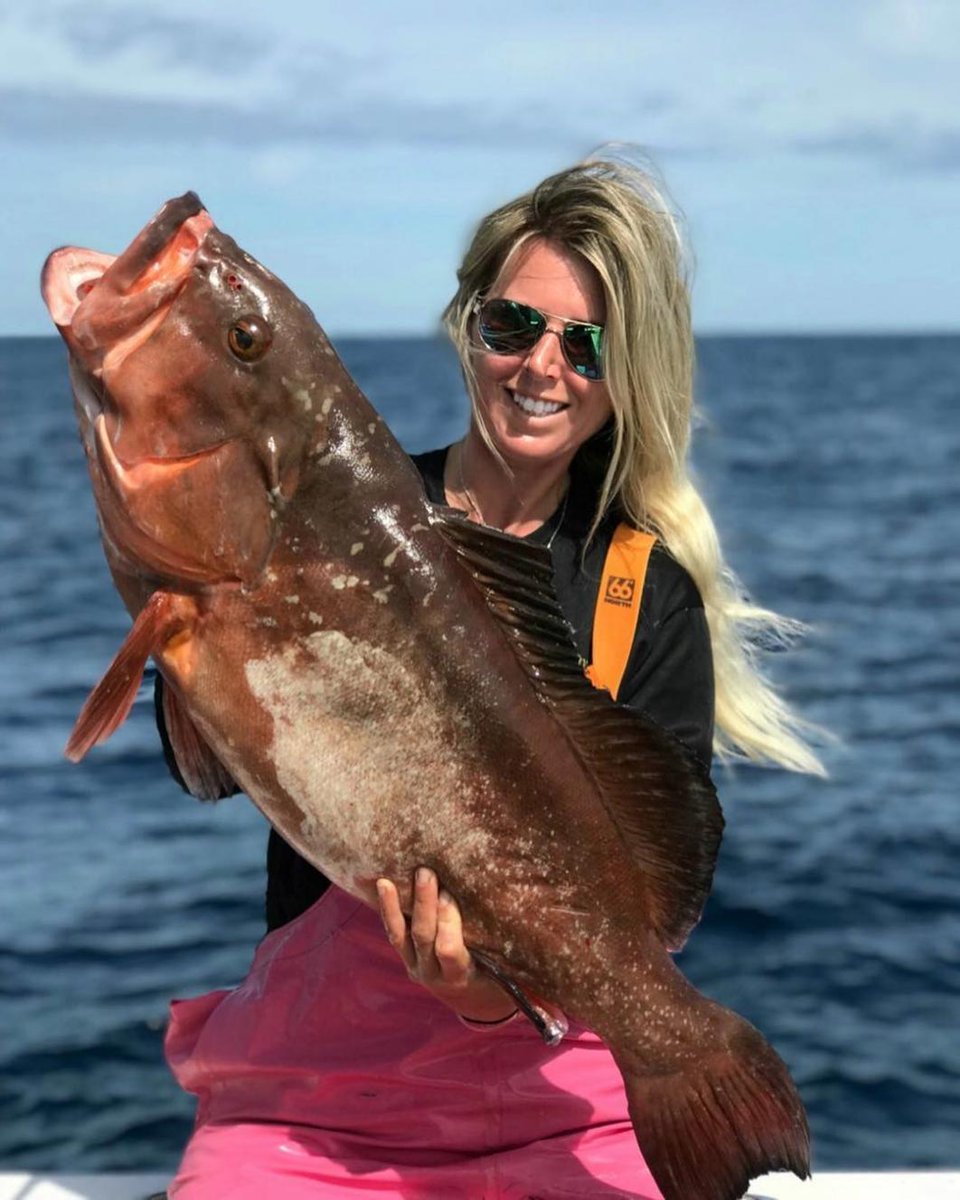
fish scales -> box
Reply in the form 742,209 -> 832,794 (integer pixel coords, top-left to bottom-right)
41,193 -> 810,1200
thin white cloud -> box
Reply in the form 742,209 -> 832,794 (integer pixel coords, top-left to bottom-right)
794,121 -> 960,173
2,1 -> 956,166
4,0 -> 958,332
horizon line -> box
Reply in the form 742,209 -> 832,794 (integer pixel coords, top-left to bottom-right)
6,328 -> 958,341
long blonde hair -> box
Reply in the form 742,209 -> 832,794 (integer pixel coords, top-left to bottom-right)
443,156 -> 825,775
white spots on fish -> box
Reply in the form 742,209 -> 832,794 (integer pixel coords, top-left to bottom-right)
372,586 -> 393,605
243,631 -> 489,887
350,542 -> 364,556
308,612 -> 324,625
331,575 -> 360,590
410,523 -> 429,534
382,546 -> 400,568
280,375 -> 313,411
258,615 -> 278,628
284,595 -> 300,605
321,395 -> 334,416
293,384 -> 316,412
367,423 -> 376,434
266,570 -> 279,583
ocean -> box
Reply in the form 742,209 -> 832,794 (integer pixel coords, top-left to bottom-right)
1,333 -> 957,1174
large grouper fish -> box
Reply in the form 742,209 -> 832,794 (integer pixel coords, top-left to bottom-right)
41,193 -> 809,1200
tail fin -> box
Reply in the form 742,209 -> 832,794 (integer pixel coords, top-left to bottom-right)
613,1023 -> 810,1200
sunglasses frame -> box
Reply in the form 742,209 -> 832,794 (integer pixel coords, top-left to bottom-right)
473,298 -> 605,381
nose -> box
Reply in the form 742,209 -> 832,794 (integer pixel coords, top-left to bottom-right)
524,325 -> 565,380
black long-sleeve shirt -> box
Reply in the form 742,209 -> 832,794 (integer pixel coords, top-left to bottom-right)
157,444 -> 715,931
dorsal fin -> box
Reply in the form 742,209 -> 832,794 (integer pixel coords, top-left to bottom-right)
430,505 -> 722,951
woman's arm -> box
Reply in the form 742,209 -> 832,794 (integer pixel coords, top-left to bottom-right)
377,868 -> 518,1024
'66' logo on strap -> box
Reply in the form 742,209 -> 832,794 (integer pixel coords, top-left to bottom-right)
603,575 -> 636,607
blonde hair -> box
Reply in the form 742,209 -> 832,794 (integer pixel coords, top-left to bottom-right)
443,156 -> 825,775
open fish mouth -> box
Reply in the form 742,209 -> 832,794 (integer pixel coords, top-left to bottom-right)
43,196 -> 253,587
41,192 -> 214,374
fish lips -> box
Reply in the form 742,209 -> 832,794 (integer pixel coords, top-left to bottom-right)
41,192 -> 214,368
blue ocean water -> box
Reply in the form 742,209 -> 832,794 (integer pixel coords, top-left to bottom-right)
1,334 -> 958,1173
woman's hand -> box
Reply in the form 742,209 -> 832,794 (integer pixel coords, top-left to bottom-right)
376,867 -> 518,1024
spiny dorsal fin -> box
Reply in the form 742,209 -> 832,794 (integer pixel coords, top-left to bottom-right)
430,505 -> 722,951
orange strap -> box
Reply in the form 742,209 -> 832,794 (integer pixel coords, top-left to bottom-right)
585,524 -> 656,701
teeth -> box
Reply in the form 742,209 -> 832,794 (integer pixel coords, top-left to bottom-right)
511,392 -> 564,417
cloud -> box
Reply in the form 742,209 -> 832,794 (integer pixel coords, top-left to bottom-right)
0,84 -> 683,157
56,7 -> 272,74
794,120 -> 960,173
0,4 -> 694,156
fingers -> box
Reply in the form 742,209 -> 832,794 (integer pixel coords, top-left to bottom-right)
377,868 -> 472,987
376,878 -> 416,975
409,866 -> 440,965
377,868 -> 518,1022
435,888 -> 472,982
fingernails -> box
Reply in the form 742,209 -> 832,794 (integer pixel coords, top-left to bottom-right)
438,889 -> 452,907
417,867 -> 433,886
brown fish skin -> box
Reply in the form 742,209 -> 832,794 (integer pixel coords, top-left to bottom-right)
41,196 -> 810,1200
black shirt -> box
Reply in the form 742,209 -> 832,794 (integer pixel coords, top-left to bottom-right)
158,445 -> 715,931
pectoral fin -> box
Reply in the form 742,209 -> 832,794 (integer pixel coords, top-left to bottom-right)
66,590 -> 193,761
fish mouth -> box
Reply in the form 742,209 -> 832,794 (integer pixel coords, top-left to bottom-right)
41,192 -> 214,373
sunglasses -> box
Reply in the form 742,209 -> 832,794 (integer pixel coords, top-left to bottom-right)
474,298 -> 604,380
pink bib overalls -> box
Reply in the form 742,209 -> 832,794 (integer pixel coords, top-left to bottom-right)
165,884 -> 664,1199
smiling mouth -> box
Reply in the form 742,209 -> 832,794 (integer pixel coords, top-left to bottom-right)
508,389 -> 567,417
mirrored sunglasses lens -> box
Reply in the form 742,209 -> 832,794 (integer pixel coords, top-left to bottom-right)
479,300 -> 542,353
563,325 -> 603,378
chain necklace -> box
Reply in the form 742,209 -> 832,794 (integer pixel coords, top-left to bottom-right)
455,442 -> 569,550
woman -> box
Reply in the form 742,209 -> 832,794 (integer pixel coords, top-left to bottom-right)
160,157 -> 822,1198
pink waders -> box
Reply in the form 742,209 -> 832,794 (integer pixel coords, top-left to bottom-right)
166,885 -> 664,1199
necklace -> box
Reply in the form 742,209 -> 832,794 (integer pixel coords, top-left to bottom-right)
455,442 -> 569,550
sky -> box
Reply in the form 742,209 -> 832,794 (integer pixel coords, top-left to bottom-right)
4,0 -> 958,335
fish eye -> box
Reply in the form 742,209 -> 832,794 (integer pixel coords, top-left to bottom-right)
228,317 -> 272,363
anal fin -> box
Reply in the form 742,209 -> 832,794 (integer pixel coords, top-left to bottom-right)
66,591 -> 187,762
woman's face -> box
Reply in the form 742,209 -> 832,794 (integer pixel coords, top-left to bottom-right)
472,238 -> 612,471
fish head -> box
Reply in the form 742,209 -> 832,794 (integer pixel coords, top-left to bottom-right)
41,193 -> 337,598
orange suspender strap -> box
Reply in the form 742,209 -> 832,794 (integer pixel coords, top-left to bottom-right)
585,524 -> 657,701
